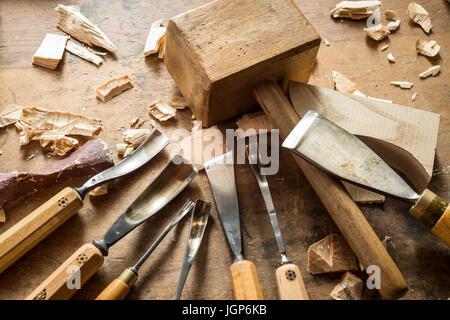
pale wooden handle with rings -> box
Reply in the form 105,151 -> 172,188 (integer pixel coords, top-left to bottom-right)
230,259 -> 263,300
25,243 -> 104,300
0,187 -> 83,275
275,263 -> 309,300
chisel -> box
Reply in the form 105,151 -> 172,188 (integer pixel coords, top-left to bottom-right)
205,151 -> 263,300
247,142 -> 308,300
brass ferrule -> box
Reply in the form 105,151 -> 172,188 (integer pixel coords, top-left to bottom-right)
410,189 -> 447,227
118,268 -> 138,287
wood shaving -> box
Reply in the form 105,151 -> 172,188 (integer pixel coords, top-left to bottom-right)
148,101 -> 177,121
381,236 -> 391,249
411,92 -> 418,101
144,20 -> 166,56
116,143 -> 128,156
390,81 -> 413,89
380,44 -> 390,51
330,272 -> 363,300
323,38 -> 330,46
0,104 -> 25,129
123,129 -> 151,148
364,24 -> 390,41
15,106 -> 102,156
386,20 -> 400,32
307,234 -> 359,274
387,53 -> 395,63
55,4 -> 117,52
89,185 -> 108,197
416,39 -> 440,57
65,40 -> 103,66
330,1 -> 381,20
407,2 -> 432,33
96,75 -> 134,102
170,96 -> 189,110
123,146 -> 134,158
32,33 -> 69,70
384,9 -> 398,21
419,65 -> 440,79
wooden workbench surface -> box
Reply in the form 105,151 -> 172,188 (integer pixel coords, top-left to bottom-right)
0,0 -> 448,300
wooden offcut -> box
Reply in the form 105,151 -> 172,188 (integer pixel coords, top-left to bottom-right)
165,0 -> 321,126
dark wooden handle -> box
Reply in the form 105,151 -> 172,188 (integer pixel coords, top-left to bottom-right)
275,263 -> 309,300
254,80 -> 407,299
230,260 -> 263,300
0,187 -> 83,275
25,243 -> 104,300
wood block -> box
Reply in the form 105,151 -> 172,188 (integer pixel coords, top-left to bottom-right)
165,0 -> 321,126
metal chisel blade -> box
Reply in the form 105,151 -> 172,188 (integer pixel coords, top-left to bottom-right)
204,151 -> 243,261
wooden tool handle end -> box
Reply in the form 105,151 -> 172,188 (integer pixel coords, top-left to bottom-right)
230,259 -> 263,300
275,263 -> 309,300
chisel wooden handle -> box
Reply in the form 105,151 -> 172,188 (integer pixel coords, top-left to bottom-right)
0,187 -> 83,274
96,269 -> 138,300
275,263 -> 309,300
410,189 -> 450,247
230,259 -> 263,300
254,80 -> 407,299
25,243 -> 104,300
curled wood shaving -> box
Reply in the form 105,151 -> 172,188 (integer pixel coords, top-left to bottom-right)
364,24 -> 390,41
330,1 -> 381,20
65,40 -> 103,66
330,272 -> 363,300
96,75 -> 134,102
144,20 -> 166,56
407,2 -> 432,33
32,33 -> 69,70
416,39 -> 440,57
148,101 -> 177,121
419,65 -> 440,78
390,81 -> 413,89
55,4 -> 117,52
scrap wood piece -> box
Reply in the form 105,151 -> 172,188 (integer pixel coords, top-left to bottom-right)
32,33 -> 69,70
416,39 -> 440,57
390,81 -> 413,89
407,2 -> 432,33
419,65 -> 440,79
0,104 -> 25,129
307,234 -> 358,274
364,24 -> 390,41
330,1 -> 381,20
15,106 -> 103,156
289,81 -> 439,197
148,101 -> 177,121
177,125 -> 225,170
96,75 -> 134,102
65,40 -> 104,66
236,111 -> 274,138
330,272 -> 363,300
144,20 -> 166,56
0,139 -> 113,211
55,4 -> 117,52
170,96 -> 189,110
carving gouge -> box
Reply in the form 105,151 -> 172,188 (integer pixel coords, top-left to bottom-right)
283,110 -> 450,247
247,142 -> 308,300
205,151 -> 263,300
96,200 -> 195,300
0,130 -> 169,275
174,200 -> 211,300
26,155 -> 197,300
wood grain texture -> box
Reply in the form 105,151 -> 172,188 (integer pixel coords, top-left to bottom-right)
96,279 -> 130,300
0,187 -> 83,274
431,204 -> 450,247
254,80 -> 407,299
230,259 -> 263,300
165,0 -> 321,126
0,0 -> 448,300
275,263 -> 309,300
25,243 -> 104,300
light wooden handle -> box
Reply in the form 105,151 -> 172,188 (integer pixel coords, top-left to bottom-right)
230,259 -> 263,300
96,268 -> 137,300
254,80 -> 407,300
25,243 -> 104,300
0,187 -> 83,274
275,263 -> 309,300
432,205 -> 450,247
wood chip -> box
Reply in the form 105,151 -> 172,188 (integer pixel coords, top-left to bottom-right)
123,129 -> 151,148
123,146 -> 134,158
0,208 -> 5,223
65,40 -> 104,66
89,185 -> 108,197
148,101 -> 177,121
419,65 -> 440,78
411,92 -> 418,101
384,9 -> 398,20
158,34 -> 166,60
170,96 -> 189,109
330,1 -> 381,20
144,20 -> 166,56
416,39 -> 440,57
364,24 -> 390,41
32,33 -> 69,70
0,104 -> 25,129
380,44 -> 390,51
390,81 -> 413,89
407,2 -> 432,33
96,75 -> 134,102
307,234 -> 358,274
330,272 -> 363,300
116,143 -> 128,156
381,236 -> 391,249
323,38 -> 331,46
386,19 -> 400,32
55,4 -> 117,52
387,53 -> 395,63
15,106 -> 102,156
